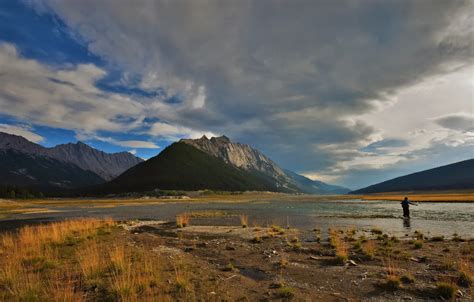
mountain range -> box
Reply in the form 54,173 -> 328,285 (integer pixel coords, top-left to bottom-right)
1,131 -> 472,195
0,132 -> 142,189
351,159 -> 474,194
0,132 -> 350,194
91,135 -> 350,195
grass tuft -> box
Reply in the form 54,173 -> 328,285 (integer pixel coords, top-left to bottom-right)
413,241 -> 423,249
435,282 -> 457,299
176,213 -> 190,228
239,214 -> 248,228
277,286 -> 295,299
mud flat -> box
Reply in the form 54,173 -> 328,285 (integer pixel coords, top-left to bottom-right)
3,217 -> 471,301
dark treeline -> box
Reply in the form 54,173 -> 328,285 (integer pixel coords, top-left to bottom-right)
0,185 -> 45,199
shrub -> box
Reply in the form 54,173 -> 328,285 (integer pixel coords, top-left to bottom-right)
435,282 -> 457,299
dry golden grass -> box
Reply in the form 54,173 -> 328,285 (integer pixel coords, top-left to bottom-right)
362,193 -> 474,202
239,214 -> 249,228
0,217 -> 175,301
176,213 -> 190,228
329,229 -> 348,264
77,241 -> 103,279
382,258 -> 401,290
0,218 -> 115,301
362,240 -> 377,259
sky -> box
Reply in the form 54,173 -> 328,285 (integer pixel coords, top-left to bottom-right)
0,0 -> 472,189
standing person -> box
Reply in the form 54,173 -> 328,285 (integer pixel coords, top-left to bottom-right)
401,197 -> 417,218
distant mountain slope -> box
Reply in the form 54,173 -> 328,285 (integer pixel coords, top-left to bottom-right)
48,142 -> 143,180
96,142 -> 278,193
0,132 -> 143,180
284,169 -> 350,194
0,149 -> 104,189
181,136 -> 349,194
351,159 -> 474,194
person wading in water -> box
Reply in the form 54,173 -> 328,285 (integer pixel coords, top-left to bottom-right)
401,197 -> 417,218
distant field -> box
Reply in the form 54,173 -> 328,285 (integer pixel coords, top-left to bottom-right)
361,193 -> 474,202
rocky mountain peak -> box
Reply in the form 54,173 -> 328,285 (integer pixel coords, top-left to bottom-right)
181,135 -> 290,186
0,132 -> 143,181
210,135 -> 230,143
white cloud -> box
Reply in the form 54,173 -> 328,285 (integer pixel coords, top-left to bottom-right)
75,132 -> 160,149
0,43 -> 144,133
0,123 -> 44,143
128,149 -> 137,155
0,42 -> 213,146
117,140 -> 160,149
148,122 -> 216,140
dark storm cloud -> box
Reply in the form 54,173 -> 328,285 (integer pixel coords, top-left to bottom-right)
20,0 -> 474,185
434,113 -> 474,132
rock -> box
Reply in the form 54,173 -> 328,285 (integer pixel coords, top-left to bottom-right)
409,257 -> 420,263
347,260 -> 358,266
456,290 -> 463,297
197,242 -> 208,248
402,296 -> 413,300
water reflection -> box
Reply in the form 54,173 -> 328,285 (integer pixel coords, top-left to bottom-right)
403,217 -> 411,229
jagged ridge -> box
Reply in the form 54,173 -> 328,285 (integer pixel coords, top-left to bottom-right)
0,132 -> 143,180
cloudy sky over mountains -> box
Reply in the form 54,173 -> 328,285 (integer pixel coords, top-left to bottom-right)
0,0 -> 472,189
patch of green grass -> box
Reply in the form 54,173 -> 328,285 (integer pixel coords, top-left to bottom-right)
222,262 -> 235,272
271,225 -> 286,235
292,241 -> 302,251
353,241 -> 362,250
277,286 -> 295,299
413,241 -> 423,249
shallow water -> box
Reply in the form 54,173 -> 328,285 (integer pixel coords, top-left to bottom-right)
1,199 -> 473,237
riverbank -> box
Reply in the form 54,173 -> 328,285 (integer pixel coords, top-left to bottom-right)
0,218 -> 472,301
361,193 -> 474,202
